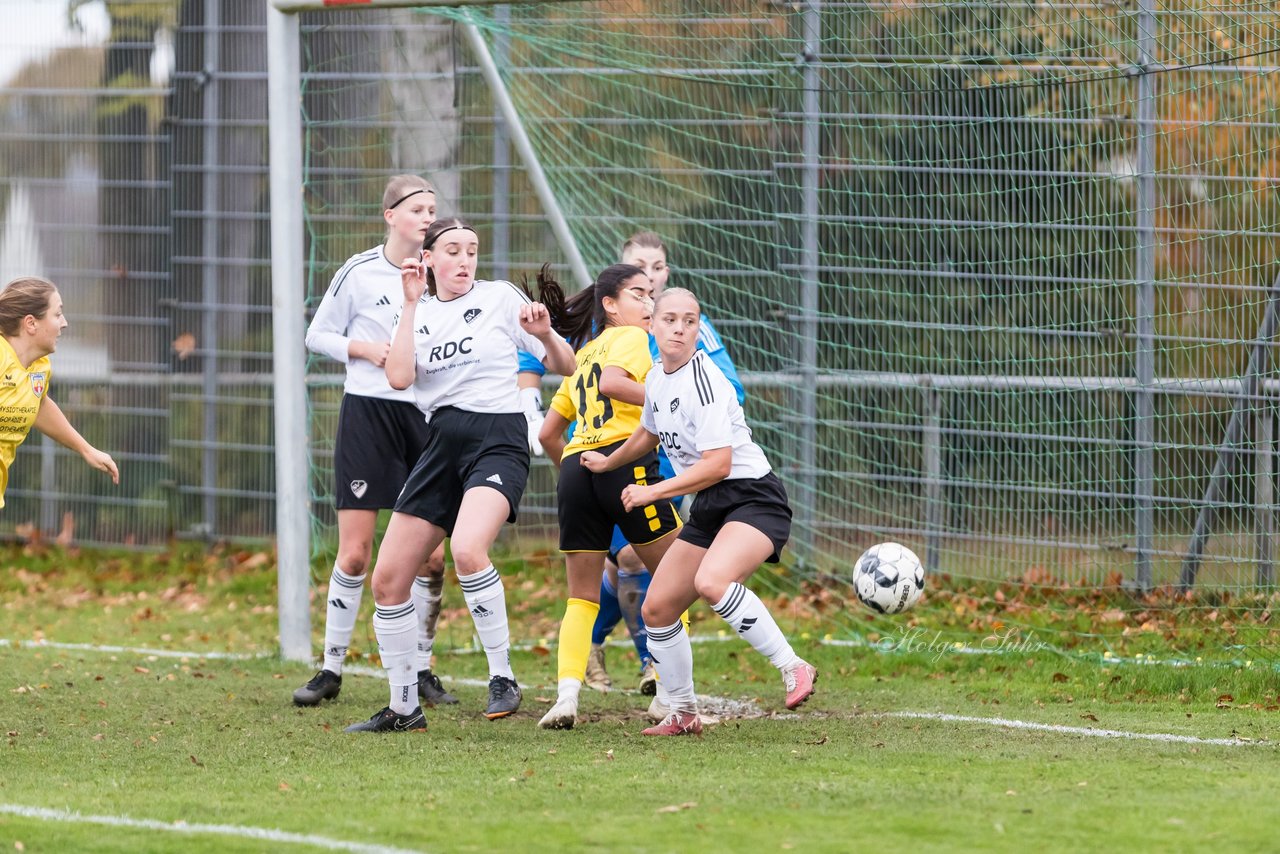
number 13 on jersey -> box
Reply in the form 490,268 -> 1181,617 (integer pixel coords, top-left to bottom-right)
574,362 -> 615,430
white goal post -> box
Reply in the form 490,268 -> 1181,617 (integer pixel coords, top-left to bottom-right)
266,0 -> 592,661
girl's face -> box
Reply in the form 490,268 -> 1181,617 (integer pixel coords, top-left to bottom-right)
385,191 -> 437,247
622,245 -> 669,294
604,274 -> 654,330
30,290 -> 66,355
650,292 -> 699,362
424,229 -> 479,296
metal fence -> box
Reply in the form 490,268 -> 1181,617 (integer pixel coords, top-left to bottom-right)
3,1 -> 1279,592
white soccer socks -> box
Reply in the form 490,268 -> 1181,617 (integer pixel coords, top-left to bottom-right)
412,573 -> 444,672
459,565 -> 516,680
645,620 -> 697,714
373,599 -> 419,715
322,564 -> 365,674
711,582 -> 801,672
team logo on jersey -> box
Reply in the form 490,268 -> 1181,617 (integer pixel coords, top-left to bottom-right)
350,480 -> 368,499
669,398 -> 680,413
463,308 -> 483,324
29,372 -> 46,397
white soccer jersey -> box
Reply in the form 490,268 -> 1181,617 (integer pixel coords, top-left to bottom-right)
306,245 -> 415,403
640,349 -> 771,480
402,279 -> 548,418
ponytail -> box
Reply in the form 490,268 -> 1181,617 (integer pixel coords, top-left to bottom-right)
552,264 -> 646,351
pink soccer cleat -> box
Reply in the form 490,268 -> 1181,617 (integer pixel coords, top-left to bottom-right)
783,661 -> 818,710
641,710 -> 703,737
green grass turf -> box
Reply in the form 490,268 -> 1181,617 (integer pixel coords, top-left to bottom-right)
3,543 -> 1280,852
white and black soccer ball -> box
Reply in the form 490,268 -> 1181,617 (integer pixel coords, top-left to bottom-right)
853,542 -> 925,614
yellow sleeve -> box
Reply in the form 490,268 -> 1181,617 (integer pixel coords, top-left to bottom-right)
601,327 -> 652,381
549,374 -> 575,421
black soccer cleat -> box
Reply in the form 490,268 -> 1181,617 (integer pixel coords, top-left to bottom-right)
293,669 -> 342,706
343,706 -> 427,733
417,669 -> 459,707
484,675 -> 522,719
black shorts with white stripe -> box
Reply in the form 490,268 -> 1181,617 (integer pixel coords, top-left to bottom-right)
677,472 -> 792,563
394,406 -> 530,534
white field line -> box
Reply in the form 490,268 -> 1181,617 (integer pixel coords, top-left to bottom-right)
5,638 -> 1271,745
0,804 -> 422,854
0,638 -> 265,660
883,711 -> 1261,747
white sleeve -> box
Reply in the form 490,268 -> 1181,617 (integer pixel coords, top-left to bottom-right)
305,274 -> 353,364
640,377 -> 658,434
689,356 -> 737,452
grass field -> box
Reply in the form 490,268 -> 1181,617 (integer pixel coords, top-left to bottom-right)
3,542 -> 1280,853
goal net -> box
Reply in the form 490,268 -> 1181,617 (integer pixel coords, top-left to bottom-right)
287,0 -> 1280,668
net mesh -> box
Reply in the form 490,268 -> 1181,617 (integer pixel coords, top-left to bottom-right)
299,1 -> 1280,667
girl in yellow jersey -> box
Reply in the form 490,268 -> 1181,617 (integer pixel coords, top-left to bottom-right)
536,264 -> 682,729
0,277 -> 118,509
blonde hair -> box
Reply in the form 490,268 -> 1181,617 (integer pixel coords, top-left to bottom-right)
382,174 -> 434,211
621,230 -> 667,259
0,276 -> 58,337
652,286 -> 699,314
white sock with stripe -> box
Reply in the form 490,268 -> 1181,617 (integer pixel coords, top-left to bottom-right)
711,582 -> 800,672
373,599 -> 419,715
459,565 -> 515,680
412,574 -> 444,672
646,620 -> 696,715
322,564 -> 364,675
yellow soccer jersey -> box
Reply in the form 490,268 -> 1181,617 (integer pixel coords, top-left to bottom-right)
551,325 -> 653,458
0,338 -> 51,509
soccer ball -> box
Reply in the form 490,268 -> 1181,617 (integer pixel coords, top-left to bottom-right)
853,542 -> 925,614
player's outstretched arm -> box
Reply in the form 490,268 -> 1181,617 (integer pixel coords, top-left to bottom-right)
620,445 -> 730,512
34,396 -> 119,485
538,409 -> 571,468
580,426 -> 660,474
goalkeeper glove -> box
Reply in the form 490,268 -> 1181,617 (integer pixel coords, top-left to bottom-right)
519,386 -> 546,457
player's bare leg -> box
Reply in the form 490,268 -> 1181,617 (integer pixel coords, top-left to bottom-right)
694,523 -> 816,710
294,508 -> 376,706
346,512 -> 446,732
639,540 -> 703,736
540,551 -> 608,729
412,542 -> 457,706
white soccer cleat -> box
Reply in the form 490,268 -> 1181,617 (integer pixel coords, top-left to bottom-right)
538,695 -> 579,730
646,695 -> 669,723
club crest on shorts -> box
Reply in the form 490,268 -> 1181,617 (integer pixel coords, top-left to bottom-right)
350,480 -> 368,499
29,372 -> 46,397
463,308 -> 482,324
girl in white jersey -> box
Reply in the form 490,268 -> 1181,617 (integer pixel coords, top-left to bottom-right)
296,175 -> 457,710
581,288 -> 817,736
345,217 -> 575,733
